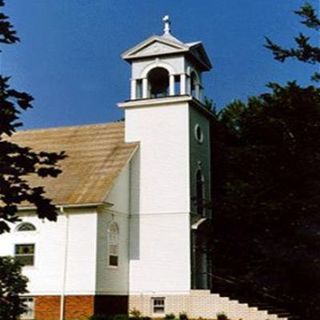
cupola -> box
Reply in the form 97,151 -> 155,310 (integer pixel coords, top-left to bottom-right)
122,16 -> 212,102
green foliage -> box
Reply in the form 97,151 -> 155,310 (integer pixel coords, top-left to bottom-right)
89,315 -> 112,320
129,308 -> 142,320
0,256 -> 28,320
212,81 -> 320,319
211,4 -> 320,320
265,2 -> 320,81
89,314 -> 150,320
178,312 -> 188,320
0,0 -> 19,45
164,313 -> 176,320
113,314 -> 129,320
216,314 -> 228,320
128,309 -> 150,320
0,1 -> 66,233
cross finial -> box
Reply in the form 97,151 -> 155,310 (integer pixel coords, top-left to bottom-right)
163,15 -> 171,35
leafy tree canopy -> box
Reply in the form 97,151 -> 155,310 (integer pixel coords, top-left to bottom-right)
211,3 -> 320,319
265,2 -> 320,81
0,257 -> 28,320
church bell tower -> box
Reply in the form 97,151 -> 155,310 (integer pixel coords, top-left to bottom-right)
118,16 -> 213,296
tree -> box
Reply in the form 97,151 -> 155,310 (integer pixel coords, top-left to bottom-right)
0,0 -> 66,234
0,257 -> 28,320
0,1 -> 66,319
265,2 -> 320,81
211,3 -> 320,319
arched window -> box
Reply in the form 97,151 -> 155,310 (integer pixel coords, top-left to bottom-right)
196,170 -> 205,216
107,222 -> 119,267
16,222 -> 36,232
147,67 -> 169,98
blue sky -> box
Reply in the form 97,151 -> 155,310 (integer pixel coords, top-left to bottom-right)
2,0 -> 318,129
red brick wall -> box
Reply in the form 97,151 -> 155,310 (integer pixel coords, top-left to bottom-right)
65,295 -> 94,319
35,295 -> 94,320
35,296 -> 60,320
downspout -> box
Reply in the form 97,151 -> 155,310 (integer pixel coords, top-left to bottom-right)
60,206 -> 69,320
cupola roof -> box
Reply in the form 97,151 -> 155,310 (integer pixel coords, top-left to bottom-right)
122,16 -> 212,71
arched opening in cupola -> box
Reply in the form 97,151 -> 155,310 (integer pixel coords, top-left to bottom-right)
147,67 -> 169,98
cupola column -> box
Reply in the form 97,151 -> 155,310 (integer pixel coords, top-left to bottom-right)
130,79 -> 137,100
142,78 -> 148,98
180,73 -> 187,95
195,83 -> 201,100
186,75 -> 191,95
169,74 -> 175,96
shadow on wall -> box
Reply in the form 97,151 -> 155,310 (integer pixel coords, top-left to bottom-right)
129,148 -> 141,261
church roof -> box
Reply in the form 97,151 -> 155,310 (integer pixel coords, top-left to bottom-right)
10,122 -> 138,208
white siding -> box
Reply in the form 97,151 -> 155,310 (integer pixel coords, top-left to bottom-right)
106,164 -> 131,214
129,213 -> 191,294
131,56 -> 185,80
125,102 -> 190,214
0,209 -> 98,295
125,101 -> 192,293
96,165 -> 130,294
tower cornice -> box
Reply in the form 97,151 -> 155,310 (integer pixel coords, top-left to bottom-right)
118,96 -> 215,119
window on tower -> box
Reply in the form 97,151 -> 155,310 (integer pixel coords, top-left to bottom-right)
196,170 -> 205,216
147,67 -> 169,98
107,222 -> 119,267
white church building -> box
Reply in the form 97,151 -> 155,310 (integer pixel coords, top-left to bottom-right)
0,17 -> 288,320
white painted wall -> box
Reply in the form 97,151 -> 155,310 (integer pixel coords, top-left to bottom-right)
95,209 -> 130,295
132,56 -> 185,80
129,213 -> 191,294
0,208 -> 98,295
0,165 -> 132,297
96,164 -> 131,295
106,164 -> 131,215
125,102 -> 190,214
124,100 -> 192,293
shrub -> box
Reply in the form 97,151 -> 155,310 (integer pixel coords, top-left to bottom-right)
88,315 -> 112,320
216,313 -> 229,320
113,314 -> 129,320
129,309 -> 142,320
88,314 -> 128,320
164,313 -> 176,320
179,312 -> 188,320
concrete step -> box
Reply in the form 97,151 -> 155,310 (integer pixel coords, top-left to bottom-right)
212,291 -> 292,320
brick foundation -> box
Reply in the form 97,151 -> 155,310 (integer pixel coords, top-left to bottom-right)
36,296 -> 61,320
34,295 -> 127,320
65,296 -> 94,319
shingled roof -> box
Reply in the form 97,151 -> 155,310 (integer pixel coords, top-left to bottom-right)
10,122 -> 138,207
